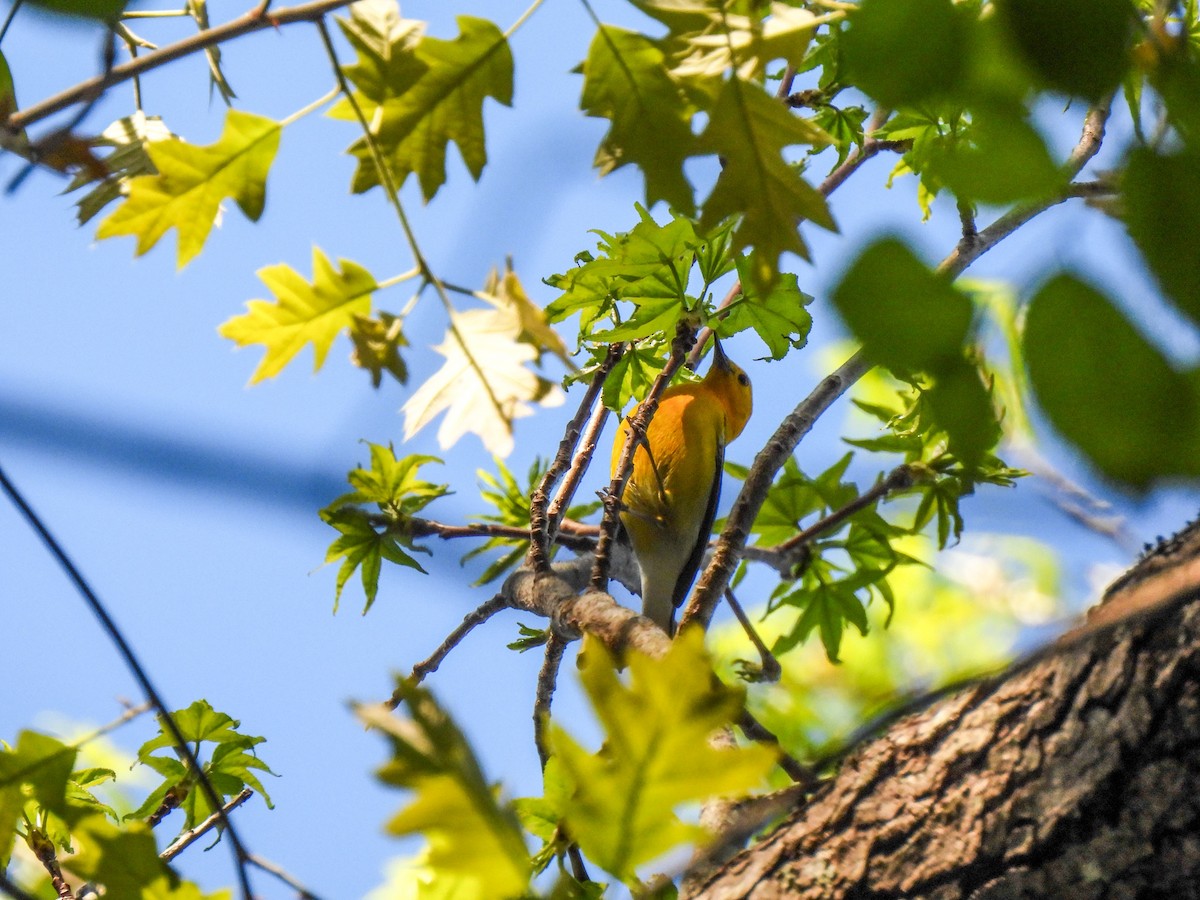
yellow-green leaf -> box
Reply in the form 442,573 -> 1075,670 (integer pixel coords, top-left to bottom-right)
96,109 -> 281,267
344,14 -> 513,200
359,686 -> 530,900
550,630 -> 776,884
218,247 -> 376,383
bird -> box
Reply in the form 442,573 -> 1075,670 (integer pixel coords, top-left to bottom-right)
611,338 -> 752,634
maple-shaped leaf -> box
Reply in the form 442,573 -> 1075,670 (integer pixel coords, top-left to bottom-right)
329,0 -> 428,124
219,247 -> 377,384
96,109 -> 281,267
343,15 -> 513,200
321,447 -> 448,612
480,261 -> 574,369
350,311 -> 409,387
359,684 -> 530,900
580,26 -> 697,213
717,255 -> 813,359
402,296 -> 565,458
545,206 -> 700,340
65,112 -> 175,225
666,2 -> 823,98
697,77 -> 835,289
549,630 -> 776,884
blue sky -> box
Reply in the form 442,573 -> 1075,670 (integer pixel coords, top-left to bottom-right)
2,1 -> 1198,896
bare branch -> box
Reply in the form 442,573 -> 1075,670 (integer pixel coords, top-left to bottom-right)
940,96 -> 1114,279
528,345 -> 621,572
246,853 -> 324,900
533,633 -> 568,769
4,0 -> 355,134
546,393 -> 612,538
389,595 -> 508,707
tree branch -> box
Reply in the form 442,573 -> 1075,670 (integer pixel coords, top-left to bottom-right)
160,789 -> 254,862
3,0 -> 356,134
528,345 -> 621,572
533,632 -> 567,769
388,595 -> 508,708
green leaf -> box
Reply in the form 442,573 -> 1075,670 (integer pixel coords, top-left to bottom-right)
218,248 -> 377,383
26,0 -> 126,20
342,15 -> 514,200
321,448 -> 448,611
924,358 -> 1001,470
358,684 -> 531,899
322,507 -> 430,613
580,26 -> 696,213
0,731 -> 77,868
349,311 -> 410,387
547,206 -> 701,339
0,50 -> 17,121
718,256 -> 813,359
832,237 -> 972,372
1024,274 -> 1200,488
549,630 -> 776,884
96,109 -> 281,267
1123,147 -> 1200,328
697,76 -> 834,290
70,815 -> 169,898
507,623 -> 549,653
330,0 -> 428,124
843,0 -> 973,107
994,0 -> 1135,101
602,343 -> 667,412
132,701 -> 275,830
924,106 -> 1063,206
347,445 -> 449,512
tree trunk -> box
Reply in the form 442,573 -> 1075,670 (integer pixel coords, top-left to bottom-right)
690,519 -> 1200,899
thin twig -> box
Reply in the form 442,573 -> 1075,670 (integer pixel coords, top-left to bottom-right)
160,789 -> 254,862
246,853 -> 324,900
0,462 -> 255,900
724,588 -> 780,683
737,710 -> 817,788
388,595 -> 508,708
370,515 -> 598,553
528,345 -> 622,572
772,464 -> 914,559
0,868 -> 41,900
546,392 -> 612,539
592,324 -> 696,592
533,633 -> 567,769
4,0 -> 353,133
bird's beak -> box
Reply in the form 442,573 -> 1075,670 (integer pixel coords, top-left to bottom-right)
711,336 -> 731,371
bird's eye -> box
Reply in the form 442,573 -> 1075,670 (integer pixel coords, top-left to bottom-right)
738,373 -> 750,386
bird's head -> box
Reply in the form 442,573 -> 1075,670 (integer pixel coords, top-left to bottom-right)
705,338 -> 753,441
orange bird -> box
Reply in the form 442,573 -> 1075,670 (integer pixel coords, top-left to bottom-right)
611,339 -> 752,633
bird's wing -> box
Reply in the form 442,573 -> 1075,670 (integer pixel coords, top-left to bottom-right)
669,437 -> 724,614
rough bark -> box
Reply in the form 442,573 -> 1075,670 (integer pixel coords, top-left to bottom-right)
690,518 -> 1200,900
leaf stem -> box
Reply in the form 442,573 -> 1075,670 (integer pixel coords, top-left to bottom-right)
278,85 -> 339,127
